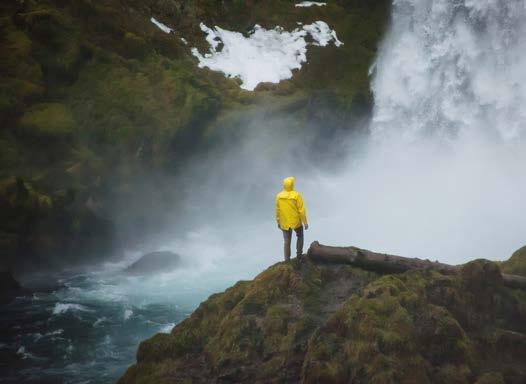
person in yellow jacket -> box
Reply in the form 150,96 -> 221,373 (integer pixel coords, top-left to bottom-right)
275,176 -> 308,261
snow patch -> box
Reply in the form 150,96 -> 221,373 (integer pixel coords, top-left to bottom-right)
295,1 -> 327,7
191,22 -> 343,91
150,17 -> 173,34
303,21 -> 343,47
180,37 -> 188,45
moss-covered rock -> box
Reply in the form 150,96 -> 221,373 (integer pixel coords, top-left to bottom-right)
501,246 -> 526,277
119,259 -> 526,384
19,102 -> 75,137
301,272 -> 474,384
474,372 -> 505,384
119,261 -> 376,383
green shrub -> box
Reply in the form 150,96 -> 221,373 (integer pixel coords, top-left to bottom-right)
501,246 -> 526,276
19,103 -> 75,137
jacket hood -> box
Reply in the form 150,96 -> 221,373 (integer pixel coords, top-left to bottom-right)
283,176 -> 295,192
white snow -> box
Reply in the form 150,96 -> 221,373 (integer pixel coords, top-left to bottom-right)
180,37 -> 188,45
191,21 -> 343,91
295,1 -> 327,7
303,21 -> 343,47
150,17 -> 173,34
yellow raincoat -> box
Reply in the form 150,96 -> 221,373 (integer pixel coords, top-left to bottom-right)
275,177 -> 308,230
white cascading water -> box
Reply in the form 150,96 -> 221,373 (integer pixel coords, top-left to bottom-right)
135,0 -> 526,273
371,0 -> 526,142
303,0 -> 526,264
164,0 -> 526,268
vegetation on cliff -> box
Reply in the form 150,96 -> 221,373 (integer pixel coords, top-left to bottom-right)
119,248 -> 526,384
501,246 -> 526,277
0,0 -> 389,271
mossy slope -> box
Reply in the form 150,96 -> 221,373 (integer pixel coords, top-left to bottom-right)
119,256 -> 526,384
501,246 -> 526,277
0,177 -> 117,271
0,0 -> 390,270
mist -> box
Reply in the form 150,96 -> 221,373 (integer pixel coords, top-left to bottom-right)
134,0 -> 526,282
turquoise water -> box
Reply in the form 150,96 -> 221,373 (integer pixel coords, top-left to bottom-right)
0,265 -> 228,383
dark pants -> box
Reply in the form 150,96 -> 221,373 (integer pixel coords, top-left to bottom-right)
282,226 -> 304,261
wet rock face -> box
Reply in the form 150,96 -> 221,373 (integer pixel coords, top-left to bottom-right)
461,259 -> 504,291
0,270 -> 25,304
0,178 -> 118,273
124,251 -> 182,275
119,259 -> 526,384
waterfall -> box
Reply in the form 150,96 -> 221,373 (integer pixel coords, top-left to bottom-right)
371,0 -> 526,142
301,0 -> 526,262
148,0 -> 526,268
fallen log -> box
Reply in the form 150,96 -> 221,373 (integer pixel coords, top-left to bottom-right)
306,241 -> 526,290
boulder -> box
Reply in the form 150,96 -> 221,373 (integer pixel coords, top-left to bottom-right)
0,270 -> 27,304
501,245 -> 526,276
119,244 -> 526,384
124,251 -> 182,276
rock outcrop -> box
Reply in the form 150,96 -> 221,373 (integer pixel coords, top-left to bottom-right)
124,251 -> 182,275
0,270 -> 27,304
501,246 -> 526,277
0,177 -> 118,272
118,244 -> 526,384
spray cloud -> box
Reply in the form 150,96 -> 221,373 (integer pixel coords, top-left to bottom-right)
146,0 -> 526,281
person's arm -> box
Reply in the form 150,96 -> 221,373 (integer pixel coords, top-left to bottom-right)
275,195 -> 281,228
297,193 -> 308,229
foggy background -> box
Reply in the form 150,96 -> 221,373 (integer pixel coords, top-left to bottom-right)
125,0 -> 526,283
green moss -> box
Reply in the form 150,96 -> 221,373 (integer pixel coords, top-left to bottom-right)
119,256 -> 526,384
0,0 -> 391,232
501,245 -> 526,276
119,262 -> 375,383
19,103 -> 75,137
17,8 -> 82,76
0,136 -> 20,170
301,270 -> 481,383
434,364 -> 471,384
0,177 -> 52,209
123,32 -> 148,58
474,372 -> 505,384
461,259 -> 503,290
0,19 -> 42,83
